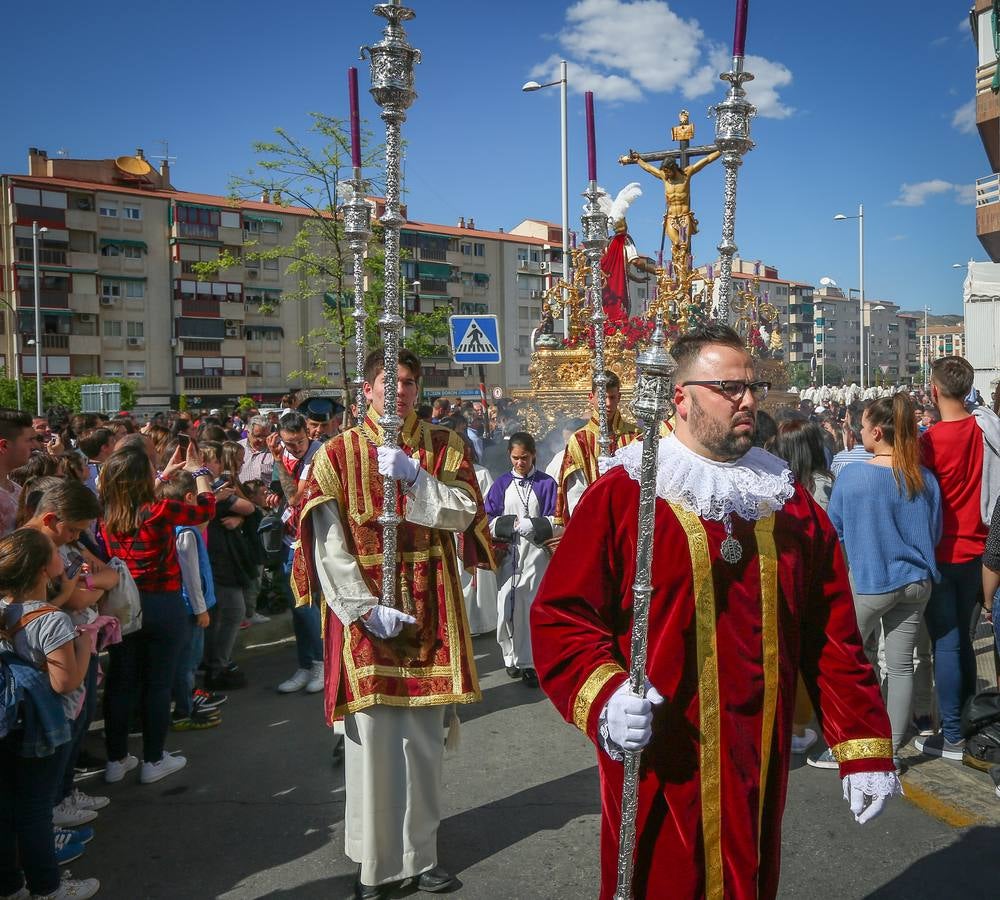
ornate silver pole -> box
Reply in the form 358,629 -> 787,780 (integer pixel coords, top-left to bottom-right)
613,320 -> 676,900
711,55 -> 756,324
362,0 -> 420,611
581,180 -> 611,458
341,173 -> 371,420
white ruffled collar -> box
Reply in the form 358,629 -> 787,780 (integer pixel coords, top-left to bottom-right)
605,434 -> 795,521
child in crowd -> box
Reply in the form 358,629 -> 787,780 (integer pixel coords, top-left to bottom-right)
0,527 -> 100,899
23,481 -> 121,831
156,471 -> 225,731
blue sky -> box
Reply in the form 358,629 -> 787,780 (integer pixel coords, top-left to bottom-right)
2,0 -> 986,315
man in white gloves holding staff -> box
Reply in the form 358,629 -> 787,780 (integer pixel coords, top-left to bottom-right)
531,324 -> 901,900
292,348 -> 495,900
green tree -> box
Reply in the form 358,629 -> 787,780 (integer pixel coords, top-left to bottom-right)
195,114 -> 451,419
0,375 -> 136,412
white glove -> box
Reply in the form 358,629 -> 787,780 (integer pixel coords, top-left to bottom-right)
515,518 -> 535,539
604,679 -> 666,752
842,771 -> 902,825
361,605 -> 417,639
377,446 -> 420,484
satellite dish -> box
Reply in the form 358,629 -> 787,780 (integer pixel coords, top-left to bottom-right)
819,276 -> 837,287
115,155 -> 153,176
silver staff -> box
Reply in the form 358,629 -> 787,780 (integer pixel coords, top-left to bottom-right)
613,320 -> 676,900
711,55 -> 756,324
341,174 -> 371,420
581,180 -> 611,458
362,0 -> 420,611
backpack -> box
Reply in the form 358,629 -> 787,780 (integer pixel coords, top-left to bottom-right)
1,606 -> 61,739
97,558 -> 143,636
257,506 -> 287,566
960,688 -> 1000,772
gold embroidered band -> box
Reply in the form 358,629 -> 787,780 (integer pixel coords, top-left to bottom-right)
572,662 -> 626,733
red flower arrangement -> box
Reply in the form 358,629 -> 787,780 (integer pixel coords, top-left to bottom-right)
563,315 -> 657,351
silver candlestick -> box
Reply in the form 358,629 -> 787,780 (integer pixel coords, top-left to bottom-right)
361,0 -> 420,612
341,172 -> 372,420
613,318 -> 676,900
581,180 -> 611,459
711,55 -> 756,324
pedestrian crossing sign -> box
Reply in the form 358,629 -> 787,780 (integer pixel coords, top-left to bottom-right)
449,315 -> 502,364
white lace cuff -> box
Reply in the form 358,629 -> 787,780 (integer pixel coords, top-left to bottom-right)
842,771 -> 903,802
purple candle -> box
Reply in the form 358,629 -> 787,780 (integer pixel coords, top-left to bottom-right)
733,0 -> 749,57
585,92 -> 597,182
348,67 -> 362,169
707,264 -> 714,279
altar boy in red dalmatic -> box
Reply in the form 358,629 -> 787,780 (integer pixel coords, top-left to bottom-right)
532,324 -> 899,900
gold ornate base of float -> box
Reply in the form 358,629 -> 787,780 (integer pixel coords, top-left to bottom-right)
511,344 -> 792,439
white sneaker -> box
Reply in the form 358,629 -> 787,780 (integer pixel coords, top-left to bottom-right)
51,800 -> 97,828
139,751 -> 187,784
305,661 -> 325,694
68,789 -> 109,812
790,727 -> 818,755
250,612 -> 270,624
32,873 -> 100,899
103,754 -> 138,784
277,668 -> 310,693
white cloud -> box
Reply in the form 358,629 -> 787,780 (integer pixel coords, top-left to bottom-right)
955,184 -> 977,205
951,98 -> 976,134
532,0 -> 794,118
892,180 -> 973,207
889,234 -> 908,241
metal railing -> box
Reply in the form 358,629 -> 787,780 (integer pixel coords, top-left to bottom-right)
976,172 -> 1000,207
977,60 -> 997,96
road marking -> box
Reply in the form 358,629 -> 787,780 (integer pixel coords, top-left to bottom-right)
900,779 -> 983,828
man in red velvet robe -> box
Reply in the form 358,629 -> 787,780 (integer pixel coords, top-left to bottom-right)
532,324 -> 899,900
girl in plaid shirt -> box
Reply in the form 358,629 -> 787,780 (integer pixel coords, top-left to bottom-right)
98,442 -> 215,785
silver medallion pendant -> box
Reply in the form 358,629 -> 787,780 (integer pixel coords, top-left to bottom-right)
720,535 -> 743,565
720,514 -> 743,564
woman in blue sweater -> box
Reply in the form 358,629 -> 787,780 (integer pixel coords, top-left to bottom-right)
829,393 -> 942,759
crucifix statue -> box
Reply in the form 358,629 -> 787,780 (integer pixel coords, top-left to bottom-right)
619,110 -> 721,253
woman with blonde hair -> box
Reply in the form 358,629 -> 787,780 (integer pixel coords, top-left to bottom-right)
828,393 -> 942,763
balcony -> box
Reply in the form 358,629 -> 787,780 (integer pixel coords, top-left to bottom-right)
68,251 -> 98,270
181,338 -> 222,353
977,60 -> 1000,171
69,293 -> 100,315
517,259 -> 543,273
184,376 -> 222,391
69,334 -> 101,356
976,173 -> 1000,260
65,208 -> 97,231
40,334 -> 69,350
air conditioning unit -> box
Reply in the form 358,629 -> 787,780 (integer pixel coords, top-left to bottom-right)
247,270 -> 259,278
225,327 -> 240,338
224,319 -> 238,328
127,336 -> 144,347
100,296 -> 115,306
539,262 -> 549,271
78,314 -> 94,323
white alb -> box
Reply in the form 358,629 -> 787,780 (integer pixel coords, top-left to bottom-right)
606,435 -> 795,522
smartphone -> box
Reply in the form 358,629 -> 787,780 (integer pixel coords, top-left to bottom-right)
64,557 -> 84,580
177,433 -> 190,452
211,475 -> 230,491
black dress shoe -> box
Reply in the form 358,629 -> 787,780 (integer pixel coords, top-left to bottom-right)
505,665 -> 521,678
353,870 -> 392,900
521,668 -> 539,688
416,866 -> 458,893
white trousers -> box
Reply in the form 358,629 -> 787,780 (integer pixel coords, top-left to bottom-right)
344,704 -> 446,886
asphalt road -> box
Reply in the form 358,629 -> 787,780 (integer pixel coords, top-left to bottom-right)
73,631 -> 999,899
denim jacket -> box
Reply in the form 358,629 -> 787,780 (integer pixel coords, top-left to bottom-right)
0,651 -> 71,757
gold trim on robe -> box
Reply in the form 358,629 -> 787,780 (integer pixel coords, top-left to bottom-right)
830,737 -> 894,763
572,662 -> 627,733
754,514 -> 779,858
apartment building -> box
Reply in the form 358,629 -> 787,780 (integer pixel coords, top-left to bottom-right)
918,323 -> 966,365
967,3 -> 1000,396
1,148 -> 558,411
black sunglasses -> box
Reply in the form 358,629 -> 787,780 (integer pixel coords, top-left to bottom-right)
681,380 -> 771,401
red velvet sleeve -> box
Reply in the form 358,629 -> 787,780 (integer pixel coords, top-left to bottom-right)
531,469 -> 631,743
797,492 -> 894,775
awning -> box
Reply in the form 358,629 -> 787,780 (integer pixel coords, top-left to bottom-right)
417,262 -> 452,279
473,273 -> 489,284
260,286 -> 283,293
244,215 -> 283,227
99,274 -> 147,282
100,238 -> 147,250
15,264 -> 96,275
175,202 -> 222,213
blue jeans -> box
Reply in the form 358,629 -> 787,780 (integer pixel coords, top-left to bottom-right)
283,545 -> 322,669
104,590 -> 188,764
924,558 -> 983,744
171,615 -> 205,717
57,655 -> 99,802
0,732 -> 63,896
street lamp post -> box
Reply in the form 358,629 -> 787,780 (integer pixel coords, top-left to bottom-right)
522,61 -> 571,337
834,204 -> 864,388
31,221 -> 48,416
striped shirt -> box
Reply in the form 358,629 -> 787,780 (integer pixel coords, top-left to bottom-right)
239,440 -> 274,485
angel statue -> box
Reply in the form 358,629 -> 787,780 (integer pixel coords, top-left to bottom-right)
593,182 -> 655,322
